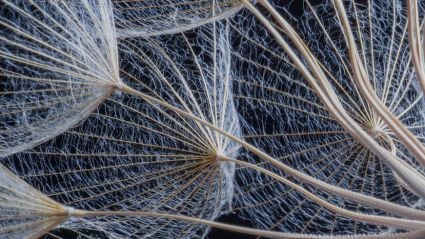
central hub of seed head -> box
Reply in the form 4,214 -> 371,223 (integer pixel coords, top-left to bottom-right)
365,126 -> 395,153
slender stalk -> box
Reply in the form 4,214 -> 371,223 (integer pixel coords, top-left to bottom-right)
219,155 -> 425,229
69,209 -> 425,239
119,84 -> 425,222
408,0 -> 425,93
334,0 -> 425,168
246,0 -> 425,199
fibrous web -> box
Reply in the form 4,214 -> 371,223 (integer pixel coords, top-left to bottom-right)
1,0 -> 425,238
2,19 -> 242,238
0,0 -> 118,157
230,0 -> 425,235
113,0 -> 244,38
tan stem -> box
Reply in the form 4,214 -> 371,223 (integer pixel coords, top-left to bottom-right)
249,0 -> 425,199
219,155 -> 425,230
69,209 -> 425,239
334,0 -> 425,169
408,0 -> 425,94
119,85 -> 425,222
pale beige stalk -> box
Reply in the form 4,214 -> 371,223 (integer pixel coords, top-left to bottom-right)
408,0 -> 425,93
119,84 -> 425,226
70,209 -> 425,239
334,0 -> 425,171
246,0 -> 425,199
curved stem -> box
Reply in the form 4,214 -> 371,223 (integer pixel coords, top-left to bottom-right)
119,85 -> 425,222
247,0 -> 425,199
408,0 -> 425,94
219,155 -> 425,230
334,0 -> 425,168
70,209 -> 425,239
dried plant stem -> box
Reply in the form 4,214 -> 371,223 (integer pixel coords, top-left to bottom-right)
2,0 -> 425,237
334,0 -> 425,169
246,0 -> 425,199
119,84 -> 425,225
408,0 -> 425,94
219,156 -> 425,229
69,209 -> 425,239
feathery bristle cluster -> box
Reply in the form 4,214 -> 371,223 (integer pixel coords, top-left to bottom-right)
0,0 -> 119,157
0,164 -> 69,239
1,7 -> 243,236
230,1 -> 425,234
113,0 -> 244,38
1,0 -> 425,239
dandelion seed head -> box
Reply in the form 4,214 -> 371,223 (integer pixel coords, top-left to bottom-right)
230,0 -> 425,234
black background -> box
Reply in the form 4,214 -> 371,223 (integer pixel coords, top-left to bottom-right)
45,1 -> 309,238
208,1 -> 305,238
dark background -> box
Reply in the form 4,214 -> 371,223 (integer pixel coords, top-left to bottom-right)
209,1 -> 306,238
46,1 -> 308,238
